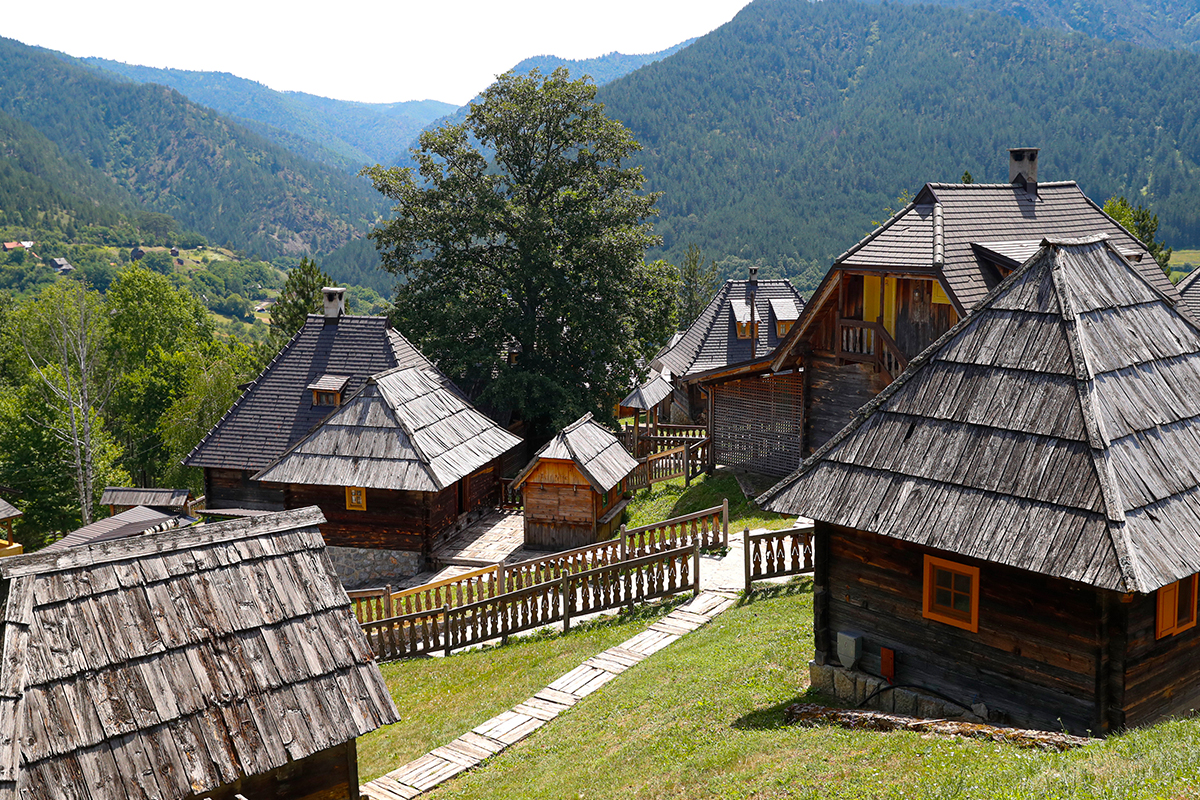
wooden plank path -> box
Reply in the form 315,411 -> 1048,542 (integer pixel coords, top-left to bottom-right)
360,589 -> 739,800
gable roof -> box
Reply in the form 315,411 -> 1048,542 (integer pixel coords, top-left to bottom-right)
99,487 -> 192,509
513,414 -> 638,493
1176,268 -> 1200,304
40,504 -> 196,552
254,367 -> 522,492
654,279 -> 805,380
0,499 -> 19,523
0,507 -> 399,799
185,315 -> 447,472
761,236 -> 1200,594
620,371 -> 674,411
839,181 -> 1175,311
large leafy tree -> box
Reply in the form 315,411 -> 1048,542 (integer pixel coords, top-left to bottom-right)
363,68 -> 676,434
1103,196 -> 1173,274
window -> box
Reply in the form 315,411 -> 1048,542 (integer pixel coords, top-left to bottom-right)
736,321 -> 759,340
1156,574 -> 1198,639
922,555 -> 979,632
314,390 -> 340,406
345,486 -> 366,511
777,320 -> 794,338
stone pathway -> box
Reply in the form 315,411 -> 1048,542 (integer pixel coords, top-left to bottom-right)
359,589 -> 739,800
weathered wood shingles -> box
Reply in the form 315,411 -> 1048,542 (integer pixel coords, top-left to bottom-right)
185,315 -> 449,473
761,236 -> 1200,594
0,507 -> 400,800
359,590 -> 737,800
254,367 -> 521,492
512,414 -> 637,494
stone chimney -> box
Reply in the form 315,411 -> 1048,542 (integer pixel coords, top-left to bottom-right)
322,287 -> 346,322
1008,147 -> 1039,196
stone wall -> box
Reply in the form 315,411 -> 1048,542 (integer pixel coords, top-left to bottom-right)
808,661 -> 988,722
326,545 -> 422,590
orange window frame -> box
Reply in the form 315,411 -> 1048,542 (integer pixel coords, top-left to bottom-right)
345,486 -> 367,511
1156,574 -> 1198,639
922,555 -> 980,633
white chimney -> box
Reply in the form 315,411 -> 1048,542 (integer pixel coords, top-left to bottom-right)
1008,147 -> 1039,195
322,287 -> 346,321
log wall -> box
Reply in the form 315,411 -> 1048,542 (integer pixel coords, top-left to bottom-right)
1122,591 -> 1200,728
184,740 -> 357,800
280,483 -> 432,553
205,468 -> 285,511
803,358 -> 889,455
816,523 -> 1110,734
895,278 -> 957,357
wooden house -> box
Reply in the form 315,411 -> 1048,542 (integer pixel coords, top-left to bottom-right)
253,366 -> 522,564
760,236 -> 1200,735
1176,268 -> 1200,307
0,506 -> 400,799
757,148 -> 1191,462
41,504 -> 199,552
0,498 -> 20,558
512,414 -> 639,550
185,288 -> 457,514
100,486 -> 195,515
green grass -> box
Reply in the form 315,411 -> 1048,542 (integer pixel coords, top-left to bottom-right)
357,601 -> 682,781
410,581 -> 1200,800
1170,248 -> 1200,268
623,467 -> 799,533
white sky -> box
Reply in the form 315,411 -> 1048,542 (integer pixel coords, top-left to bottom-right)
7,0 -> 754,105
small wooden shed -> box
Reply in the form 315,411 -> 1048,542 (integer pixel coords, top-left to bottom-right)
512,414 -> 639,550
0,506 -> 400,799
761,236 -> 1200,735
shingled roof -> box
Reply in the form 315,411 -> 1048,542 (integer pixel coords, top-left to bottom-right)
99,487 -> 192,509
185,315 -> 446,472
254,366 -> 522,492
513,414 -> 638,493
0,507 -> 399,799
40,504 -> 196,552
1176,268 -> 1200,305
653,279 -> 804,380
760,236 -> 1200,594
838,181 -> 1175,313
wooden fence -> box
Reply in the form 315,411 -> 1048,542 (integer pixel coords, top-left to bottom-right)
743,526 -> 815,590
621,500 -> 728,556
362,543 -> 701,661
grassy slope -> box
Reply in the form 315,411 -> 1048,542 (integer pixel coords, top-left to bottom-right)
623,468 -> 798,532
409,582 -> 1200,800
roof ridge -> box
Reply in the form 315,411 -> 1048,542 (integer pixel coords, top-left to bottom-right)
373,370 -> 444,489
924,180 -> 1079,189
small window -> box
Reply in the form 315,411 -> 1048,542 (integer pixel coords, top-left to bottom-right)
314,390 -> 340,406
777,320 -> 794,338
1156,574 -> 1198,639
345,486 -> 366,511
601,491 -> 609,506
922,555 -> 979,632
736,321 -> 759,340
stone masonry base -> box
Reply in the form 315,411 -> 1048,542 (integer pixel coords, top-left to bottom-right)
326,545 -> 422,590
809,661 -> 987,721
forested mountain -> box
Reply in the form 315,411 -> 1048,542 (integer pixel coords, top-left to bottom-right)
888,0 -> 1200,53
594,0 -> 1200,281
0,37 -> 384,259
507,41 -> 696,86
77,57 -> 456,168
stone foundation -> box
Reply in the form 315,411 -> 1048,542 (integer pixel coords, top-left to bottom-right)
326,546 -> 422,590
809,661 -> 986,722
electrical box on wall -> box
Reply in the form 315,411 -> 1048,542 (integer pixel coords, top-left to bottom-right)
837,631 -> 863,669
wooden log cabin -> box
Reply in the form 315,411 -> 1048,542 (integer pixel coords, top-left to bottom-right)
704,149 -> 1192,475
761,236 -> 1200,735
512,414 -> 639,550
253,366 -> 522,566
0,507 -> 400,799
185,287 -> 463,513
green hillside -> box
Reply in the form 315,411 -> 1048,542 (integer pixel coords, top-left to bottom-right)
507,41 -> 696,87
0,37 -> 384,261
594,0 -> 1200,283
77,57 -> 456,168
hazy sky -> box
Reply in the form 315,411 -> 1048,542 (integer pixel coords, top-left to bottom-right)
8,0 -> 754,105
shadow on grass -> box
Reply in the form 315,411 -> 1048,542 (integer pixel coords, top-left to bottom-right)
732,687 -> 831,730
736,577 -> 814,607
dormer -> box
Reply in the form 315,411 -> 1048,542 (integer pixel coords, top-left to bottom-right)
770,297 -> 800,338
730,299 -> 758,340
308,375 -> 351,407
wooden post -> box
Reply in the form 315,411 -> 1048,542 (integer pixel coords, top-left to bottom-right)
633,409 -> 640,457
562,574 -> 572,633
743,527 -> 752,592
693,541 -> 701,598
384,584 -> 393,620
497,561 -> 506,596
620,525 -> 631,607
443,604 -> 452,657
722,498 -> 729,548
684,441 -> 692,487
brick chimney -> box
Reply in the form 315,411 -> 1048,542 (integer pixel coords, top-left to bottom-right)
1008,147 -> 1039,196
322,287 -> 346,322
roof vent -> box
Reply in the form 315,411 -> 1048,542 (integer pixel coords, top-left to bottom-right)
322,287 -> 346,322
1008,147 -> 1039,197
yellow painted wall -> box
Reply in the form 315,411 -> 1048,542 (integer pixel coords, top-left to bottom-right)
864,275 -> 881,323
883,276 -> 897,337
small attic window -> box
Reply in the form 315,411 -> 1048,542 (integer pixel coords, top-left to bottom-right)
736,321 -> 759,340
770,298 -> 799,339
346,486 -> 366,511
308,375 -> 351,407
730,299 -> 757,340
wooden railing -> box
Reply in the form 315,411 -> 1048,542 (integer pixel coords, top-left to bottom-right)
621,500 -> 728,556
362,543 -> 700,661
499,477 -> 522,509
655,423 -> 708,438
743,526 -> 815,590
838,320 -> 909,380
348,585 -> 394,624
